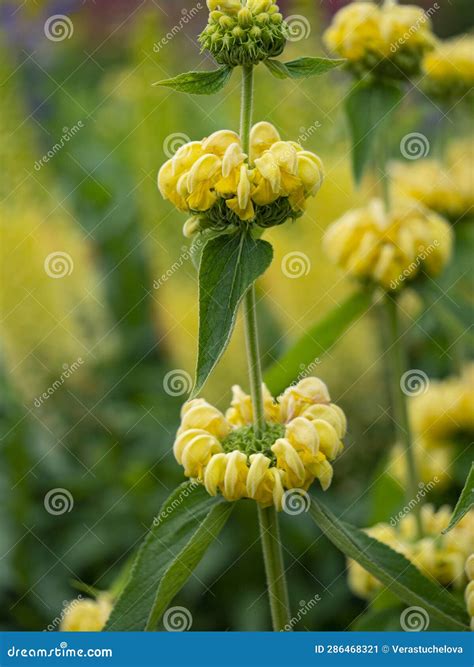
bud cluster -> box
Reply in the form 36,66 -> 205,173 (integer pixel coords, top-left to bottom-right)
200,0 -> 287,67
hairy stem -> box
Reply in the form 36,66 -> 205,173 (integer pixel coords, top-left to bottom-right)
239,63 -> 291,630
385,295 -> 423,538
258,504 -> 292,631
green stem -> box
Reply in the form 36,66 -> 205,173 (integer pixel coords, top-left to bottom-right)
239,63 -> 291,631
385,295 -> 423,538
257,504 -> 292,631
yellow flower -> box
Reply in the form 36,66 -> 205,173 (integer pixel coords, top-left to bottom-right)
465,555 -> 474,630
323,198 -> 453,291
158,123 -> 323,231
390,144 -> 474,221
323,0 -> 434,79
347,506 -> 474,599
172,378 -> 347,508
60,595 -> 112,632
423,35 -> 474,100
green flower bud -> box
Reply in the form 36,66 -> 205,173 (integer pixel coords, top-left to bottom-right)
219,15 -> 235,29
256,12 -> 269,25
238,7 -> 252,27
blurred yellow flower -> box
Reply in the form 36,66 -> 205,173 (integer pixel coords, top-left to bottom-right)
347,506 -> 474,599
172,377 -> 346,509
390,142 -> 474,221
60,595 -> 112,632
158,122 -> 324,231
465,554 -> 474,631
323,199 -> 453,291
323,0 -> 435,80
423,35 -> 474,100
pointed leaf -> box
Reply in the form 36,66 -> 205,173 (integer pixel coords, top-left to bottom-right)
264,290 -> 372,395
345,80 -> 402,184
309,496 -> 469,631
105,483 -> 232,631
265,57 -> 345,79
194,232 -> 273,396
153,66 -> 233,95
443,463 -> 474,533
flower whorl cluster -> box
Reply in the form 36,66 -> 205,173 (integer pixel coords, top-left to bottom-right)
200,1 -> 287,67
390,150 -> 474,222
173,378 -> 346,509
423,35 -> 474,101
158,122 -> 324,234
60,595 -> 112,632
465,555 -> 474,631
323,199 -> 453,291
389,364 -> 474,489
323,0 -> 435,81
347,506 -> 474,599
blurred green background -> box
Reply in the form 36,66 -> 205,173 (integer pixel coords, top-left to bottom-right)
1,0 -> 472,632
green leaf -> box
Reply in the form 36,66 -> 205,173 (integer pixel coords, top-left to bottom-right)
265,56 -> 345,80
153,66 -> 233,95
309,496 -> 469,631
264,290 -> 372,395
193,232 -> 273,396
345,80 -> 402,184
105,483 -> 232,631
443,463 -> 474,533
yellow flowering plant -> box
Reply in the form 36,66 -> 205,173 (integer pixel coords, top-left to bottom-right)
97,1 -> 471,635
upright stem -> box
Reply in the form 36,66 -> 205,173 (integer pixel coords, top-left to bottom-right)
257,504 -> 292,631
385,295 -> 423,538
239,64 -> 291,630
